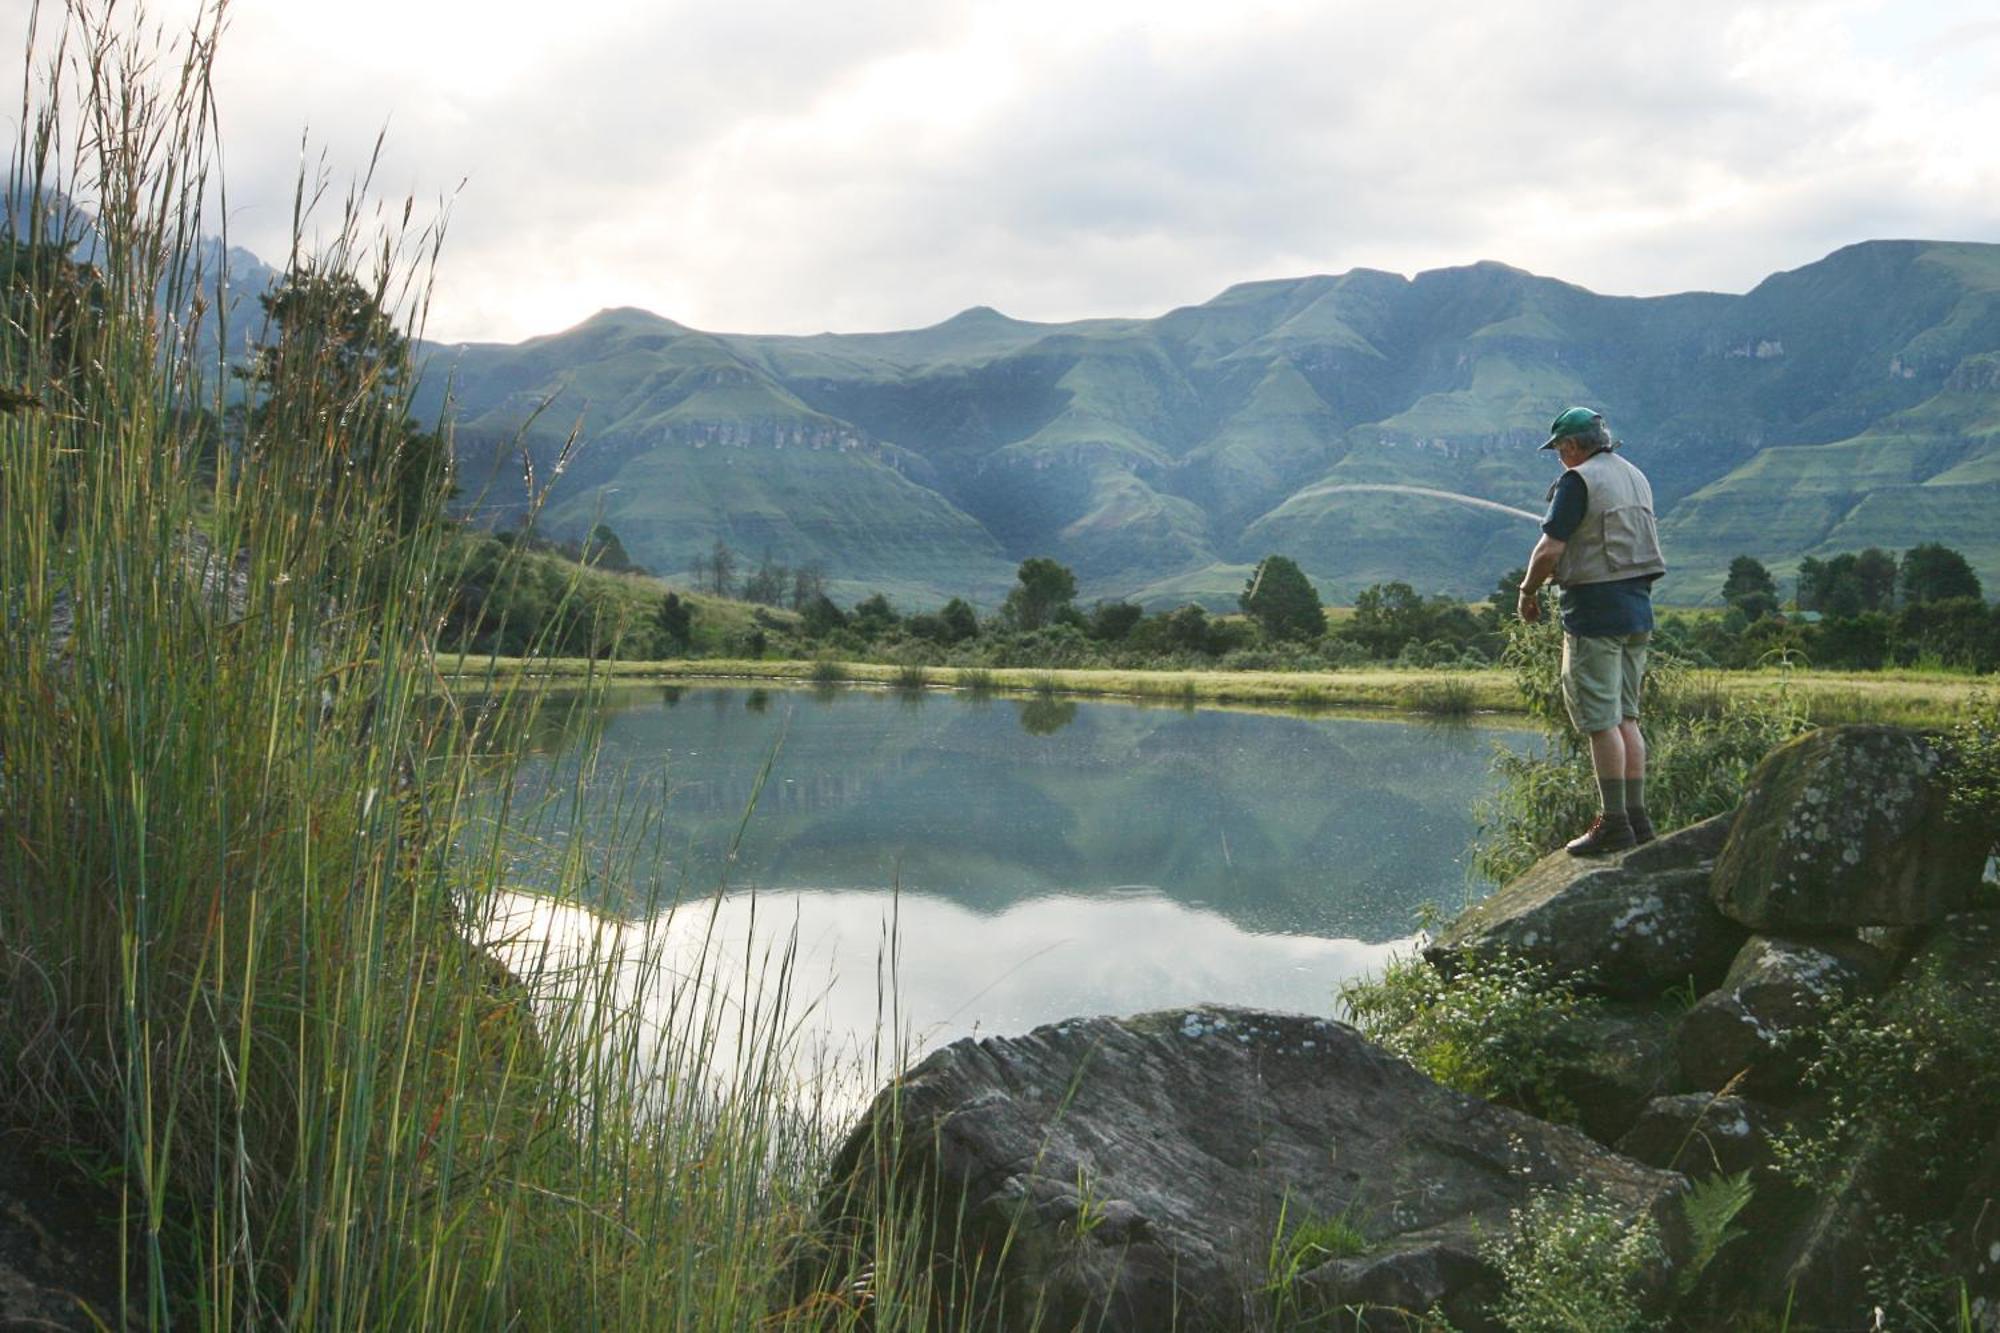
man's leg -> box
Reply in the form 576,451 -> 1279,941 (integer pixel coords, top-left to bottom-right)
1619,632 -> 1654,843
1588,725 -> 1628,816
1620,718 -> 1653,842
1562,633 -> 1636,855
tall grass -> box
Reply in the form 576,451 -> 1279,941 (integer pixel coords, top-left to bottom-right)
0,7 -> 978,1329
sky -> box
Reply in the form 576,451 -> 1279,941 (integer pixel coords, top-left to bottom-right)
9,0 -> 2000,344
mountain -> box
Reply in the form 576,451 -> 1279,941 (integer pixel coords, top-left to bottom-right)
418,241 -> 2000,607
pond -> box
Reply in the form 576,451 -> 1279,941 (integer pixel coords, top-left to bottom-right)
477,683 -> 1537,1078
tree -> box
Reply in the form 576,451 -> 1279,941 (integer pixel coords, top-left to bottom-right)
940,597 -> 980,643
1491,568 -> 1528,619
1000,557 -> 1077,631
790,563 -> 827,612
1163,604 -> 1217,654
742,550 -> 789,605
800,593 -> 847,637
1900,544 -> 1982,607
852,593 -> 897,639
656,591 -> 692,654
1853,548 -> 1899,614
582,523 -> 635,573
1087,600 -> 1144,642
1722,556 -> 1777,606
707,538 -> 736,598
1240,555 -> 1326,641
240,265 -> 451,531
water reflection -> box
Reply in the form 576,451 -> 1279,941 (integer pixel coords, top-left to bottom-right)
496,684 -> 1537,942
480,883 -> 1411,1112
480,683 -> 1539,1080
1018,695 -> 1077,734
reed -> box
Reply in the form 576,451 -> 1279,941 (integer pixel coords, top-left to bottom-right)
0,7 -> 969,1328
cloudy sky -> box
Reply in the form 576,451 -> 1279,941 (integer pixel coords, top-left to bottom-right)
11,0 -> 2000,343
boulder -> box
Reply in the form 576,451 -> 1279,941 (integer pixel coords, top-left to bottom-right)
1712,726 -> 1988,931
1617,1095 -> 1811,1321
1546,1004 -> 1677,1147
1615,1094 -> 1786,1180
0,1147 -> 127,1331
800,1007 -> 1687,1332
1951,1130 -> 2000,1332
1425,814 -> 1743,999
1675,935 -> 1893,1096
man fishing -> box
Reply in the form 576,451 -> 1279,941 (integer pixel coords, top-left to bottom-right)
1515,407 -> 1667,855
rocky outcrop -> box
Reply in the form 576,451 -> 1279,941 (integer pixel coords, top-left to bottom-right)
0,1149 -> 126,1331
801,1008 -> 1686,1331
1711,726 -> 1988,930
1674,935 -> 1893,1095
1616,1093 -> 1787,1180
1424,814 -> 1742,998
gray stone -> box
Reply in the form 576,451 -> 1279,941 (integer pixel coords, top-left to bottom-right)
1425,814 -> 1743,999
802,1007 -> 1687,1332
1951,1130 -> 2000,1332
1712,726 -> 1989,930
1907,909 -> 2000,994
1548,1005 -> 1677,1147
1615,1094 -> 1786,1179
0,1149 -> 128,1332
1674,935 -> 1892,1096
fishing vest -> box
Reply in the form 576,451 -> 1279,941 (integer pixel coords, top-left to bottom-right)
1553,450 -> 1667,588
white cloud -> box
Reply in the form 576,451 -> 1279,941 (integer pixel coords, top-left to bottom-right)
7,0 -> 1997,341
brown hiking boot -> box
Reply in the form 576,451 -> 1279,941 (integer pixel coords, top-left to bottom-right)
1628,807 -> 1656,845
1566,813 -> 1636,857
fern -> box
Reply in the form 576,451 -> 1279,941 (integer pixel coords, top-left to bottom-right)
1676,1170 -> 1755,1296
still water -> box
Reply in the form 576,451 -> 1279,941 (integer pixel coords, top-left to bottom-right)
478,683 -> 1536,1071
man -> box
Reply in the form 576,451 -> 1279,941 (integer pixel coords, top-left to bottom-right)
1516,406 -> 1667,855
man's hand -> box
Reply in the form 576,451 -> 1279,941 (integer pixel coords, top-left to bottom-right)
1516,586 -> 1542,623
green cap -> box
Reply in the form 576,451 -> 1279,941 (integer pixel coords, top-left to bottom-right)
1542,406 -> 1606,450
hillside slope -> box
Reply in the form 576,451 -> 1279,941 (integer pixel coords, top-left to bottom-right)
420,241 -> 2000,607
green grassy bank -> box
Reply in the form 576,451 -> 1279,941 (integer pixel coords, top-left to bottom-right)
448,655 -> 1987,727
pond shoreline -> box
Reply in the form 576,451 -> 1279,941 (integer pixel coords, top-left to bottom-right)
441,655 -> 1985,725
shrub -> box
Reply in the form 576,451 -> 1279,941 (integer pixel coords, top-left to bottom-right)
1337,952 -> 1596,1125
1485,1185 -> 1665,1333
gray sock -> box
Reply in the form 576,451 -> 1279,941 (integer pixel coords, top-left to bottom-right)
1597,776 -> 1627,817
1626,775 -> 1647,816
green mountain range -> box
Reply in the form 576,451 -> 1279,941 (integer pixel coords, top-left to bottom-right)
419,241 -> 2000,608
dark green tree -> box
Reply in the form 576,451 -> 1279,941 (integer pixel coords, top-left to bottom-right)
1163,604 -> 1216,654
240,265 -> 449,531
582,524 -> 635,573
852,593 -> 897,639
939,597 -> 980,643
1900,544 -> 1982,606
1240,555 -> 1326,641
655,591 -> 692,654
1491,568 -> 1528,619
1087,600 -> 1144,641
1853,548 -> 1899,614
800,593 -> 847,637
1722,556 -> 1778,618
1000,557 -> 1077,631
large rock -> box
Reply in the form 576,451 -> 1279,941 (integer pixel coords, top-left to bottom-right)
1675,935 -> 1893,1096
1712,726 -> 1988,930
1425,814 -> 1743,999
800,1007 -> 1686,1331
1615,1094 -> 1787,1180
0,1148 -> 127,1331
1951,1130 -> 2000,1332
1546,1005 -> 1678,1147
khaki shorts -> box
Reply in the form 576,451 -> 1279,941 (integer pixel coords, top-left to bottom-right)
1561,631 -> 1649,734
